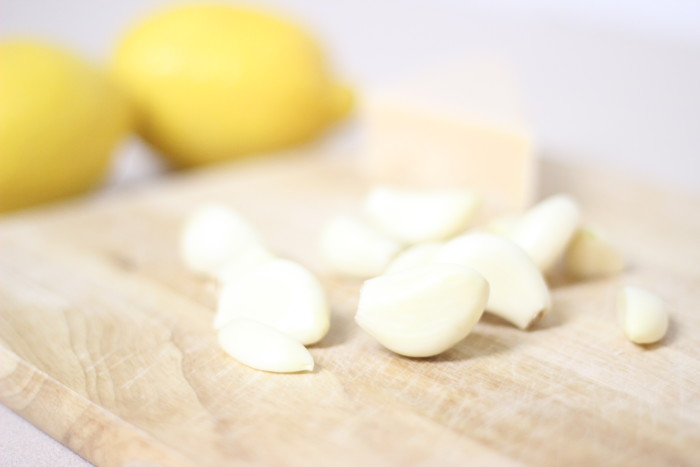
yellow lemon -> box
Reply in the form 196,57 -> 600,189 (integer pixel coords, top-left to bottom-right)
0,41 -> 131,213
112,4 -> 352,168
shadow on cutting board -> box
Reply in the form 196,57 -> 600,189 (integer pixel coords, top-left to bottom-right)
314,310 -> 354,349
419,331 -> 515,363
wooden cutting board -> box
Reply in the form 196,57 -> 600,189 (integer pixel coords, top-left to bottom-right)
1,153 -> 699,466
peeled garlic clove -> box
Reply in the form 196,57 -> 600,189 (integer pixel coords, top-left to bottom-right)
617,286 -> 669,344
218,318 -> 314,373
364,185 -> 479,244
355,263 -> 488,357
215,259 -> 330,345
181,203 -> 262,276
437,232 -> 550,329
214,243 -> 277,284
320,214 -> 402,278
482,212 -> 523,237
565,227 -> 624,280
384,242 -> 443,274
511,194 -> 580,273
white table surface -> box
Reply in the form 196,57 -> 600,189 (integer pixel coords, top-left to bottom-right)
2,1 -> 700,465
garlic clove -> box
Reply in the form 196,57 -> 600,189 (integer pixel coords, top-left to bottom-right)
437,232 -> 550,329
364,185 -> 479,244
384,242 -> 443,274
511,194 -> 580,273
214,259 -> 330,345
617,286 -> 669,344
214,243 -> 277,284
482,212 -> 523,237
218,318 -> 314,373
181,203 -> 262,276
564,227 -> 624,280
320,214 -> 403,278
355,263 -> 488,357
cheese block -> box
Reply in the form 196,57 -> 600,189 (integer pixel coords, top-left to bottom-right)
363,60 -> 536,213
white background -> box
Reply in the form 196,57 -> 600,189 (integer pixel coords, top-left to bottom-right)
2,1 -> 700,465
4,0 -> 700,193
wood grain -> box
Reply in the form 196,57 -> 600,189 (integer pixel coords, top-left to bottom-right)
1,153 -> 699,466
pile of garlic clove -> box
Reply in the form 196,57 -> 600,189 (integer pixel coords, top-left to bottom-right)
182,189 -> 670,373
181,203 -> 329,373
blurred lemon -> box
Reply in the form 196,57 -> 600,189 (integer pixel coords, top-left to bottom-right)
0,41 -> 131,213
111,4 -> 352,167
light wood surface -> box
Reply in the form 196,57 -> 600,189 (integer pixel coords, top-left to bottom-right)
1,153 -> 699,466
